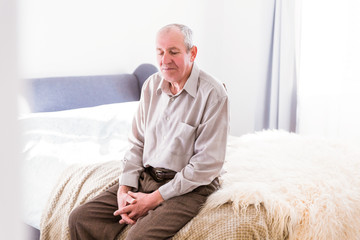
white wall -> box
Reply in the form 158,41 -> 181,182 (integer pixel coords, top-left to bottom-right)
19,0 -> 275,136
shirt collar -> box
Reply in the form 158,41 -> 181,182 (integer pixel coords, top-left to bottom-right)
156,63 -> 199,98
183,64 -> 199,98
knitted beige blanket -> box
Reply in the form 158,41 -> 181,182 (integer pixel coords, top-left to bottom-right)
40,160 -> 277,240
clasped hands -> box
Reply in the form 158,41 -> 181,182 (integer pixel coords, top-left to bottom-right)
114,186 -> 164,225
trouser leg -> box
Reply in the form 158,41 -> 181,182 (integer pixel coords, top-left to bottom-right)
68,184 -> 126,240
125,172 -> 219,240
69,170 -> 219,240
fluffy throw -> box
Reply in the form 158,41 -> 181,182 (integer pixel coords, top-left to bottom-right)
204,131 -> 360,240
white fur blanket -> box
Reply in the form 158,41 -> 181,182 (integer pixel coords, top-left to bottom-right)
40,131 -> 360,240
204,131 -> 360,240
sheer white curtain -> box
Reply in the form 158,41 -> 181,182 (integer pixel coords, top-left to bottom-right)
297,0 -> 360,140
255,0 -> 301,132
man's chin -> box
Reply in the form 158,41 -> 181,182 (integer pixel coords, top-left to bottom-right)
161,72 -> 177,81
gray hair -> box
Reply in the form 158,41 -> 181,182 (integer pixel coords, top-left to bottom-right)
159,24 -> 194,52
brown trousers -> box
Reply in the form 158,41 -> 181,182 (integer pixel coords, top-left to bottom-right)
68,170 -> 219,240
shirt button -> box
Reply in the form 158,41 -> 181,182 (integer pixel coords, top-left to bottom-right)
170,98 -> 174,102
166,117 -> 170,121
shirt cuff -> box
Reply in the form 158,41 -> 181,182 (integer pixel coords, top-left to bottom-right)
119,173 -> 139,191
158,182 -> 178,200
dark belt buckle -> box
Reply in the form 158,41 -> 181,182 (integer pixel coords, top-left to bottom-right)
153,169 -> 166,182
149,167 -> 176,182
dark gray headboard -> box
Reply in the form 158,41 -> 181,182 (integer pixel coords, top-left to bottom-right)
26,63 -> 158,112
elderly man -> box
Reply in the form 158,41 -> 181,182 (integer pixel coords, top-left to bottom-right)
69,23 -> 229,240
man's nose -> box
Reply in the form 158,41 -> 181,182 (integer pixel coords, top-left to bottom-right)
162,52 -> 172,64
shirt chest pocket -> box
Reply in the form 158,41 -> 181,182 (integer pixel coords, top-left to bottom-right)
169,122 -> 196,157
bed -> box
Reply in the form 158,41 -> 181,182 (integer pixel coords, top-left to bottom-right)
20,63 -> 360,240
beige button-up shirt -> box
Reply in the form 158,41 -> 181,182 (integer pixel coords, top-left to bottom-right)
119,64 -> 229,200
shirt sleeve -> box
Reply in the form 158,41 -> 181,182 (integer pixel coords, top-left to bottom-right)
158,94 -> 229,200
118,89 -> 146,190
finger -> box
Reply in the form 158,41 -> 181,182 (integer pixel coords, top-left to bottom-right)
120,214 -> 136,225
125,193 -> 136,204
126,196 -> 136,205
116,205 -> 133,215
128,211 -> 138,220
127,191 -> 137,198
114,208 -> 131,216
119,219 -> 135,225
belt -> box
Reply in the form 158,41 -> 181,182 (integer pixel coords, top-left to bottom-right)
147,167 -> 177,182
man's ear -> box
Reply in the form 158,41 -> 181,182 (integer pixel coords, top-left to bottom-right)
190,46 -> 197,62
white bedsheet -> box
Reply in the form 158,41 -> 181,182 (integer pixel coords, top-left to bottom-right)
20,101 -> 139,229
